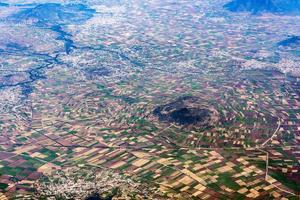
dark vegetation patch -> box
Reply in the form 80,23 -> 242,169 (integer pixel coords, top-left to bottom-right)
99,191 -> 115,200
270,170 -> 300,192
85,193 -> 114,200
85,67 -> 112,78
21,84 -> 33,96
6,43 -> 28,51
0,182 -> 8,190
153,96 -> 213,127
277,36 -> 300,47
0,2 -> 8,7
169,107 -> 210,125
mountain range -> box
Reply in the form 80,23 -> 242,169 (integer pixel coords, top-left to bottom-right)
10,3 -> 95,26
224,0 -> 300,14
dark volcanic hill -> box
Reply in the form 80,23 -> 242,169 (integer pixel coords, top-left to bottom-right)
153,96 -> 216,129
224,0 -> 300,14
